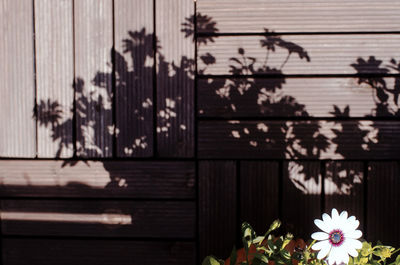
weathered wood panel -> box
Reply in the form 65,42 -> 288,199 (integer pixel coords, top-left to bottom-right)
2,238 -> 195,265
282,161 -> 321,239
324,161 -> 364,229
198,35 -> 400,75
74,0 -> 113,157
367,162 -> 400,246
35,0 -> 74,158
240,161 -> 279,234
197,0 -> 400,33
198,77 -> 398,118
199,161 -> 236,261
198,120 -> 400,159
156,0 -> 195,157
114,0 -> 154,157
0,0 -> 36,157
1,200 -> 195,238
0,160 -> 195,199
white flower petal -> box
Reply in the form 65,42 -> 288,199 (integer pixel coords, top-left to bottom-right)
331,208 -> 340,221
342,251 -> 350,264
322,213 -> 333,230
328,246 -> 340,265
345,229 -> 362,239
317,242 -> 332,260
314,219 -> 331,233
346,238 -> 362,250
347,246 -> 359,257
312,240 -> 330,251
340,211 -> 348,221
312,232 -> 329,240
344,217 -> 360,232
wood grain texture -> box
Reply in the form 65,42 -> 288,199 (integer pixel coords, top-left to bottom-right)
197,0 -> 400,33
1,199 -> 195,238
240,161 -> 279,234
156,0 -> 195,157
324,161 -> 364,229
35,0 -> 74,158
0,160 -> 195,199
197,34 -> 400,75
367,162 -> 400,246
282,161 -> 321,239
114,0 -> 154,157
74,0 -> 113,157
198,120 -> 400,159
199,161 -> 236,261
198,77 -> 398,118
2,238 -> 195,265
0,0 -> 36,157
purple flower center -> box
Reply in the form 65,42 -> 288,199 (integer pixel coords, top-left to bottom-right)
329,229 -> 344,246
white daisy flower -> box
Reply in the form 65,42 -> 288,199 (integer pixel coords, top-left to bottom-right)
311,208 -> 363,265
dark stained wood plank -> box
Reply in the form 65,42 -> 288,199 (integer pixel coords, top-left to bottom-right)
240,161 -> 279,234
0,160 -> 195,199
197,35 -> 400,75
324,161 -> 364,229
156,0 -> 195,157
114,0 -> 154,157
367,162 -> 400,246
1,200 -> 195,238
0,0 -> 36,157
198,120 -> 400,159
2,238 -> 195,265
282,161 -> 321,239
199,161 -> 236,261
197,0 -> 400,33
198,77 -> 398,118
35,0 -> 74,158
74,0 -> 113,157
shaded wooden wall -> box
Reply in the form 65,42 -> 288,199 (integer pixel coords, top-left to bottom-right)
0,0 -> 399,264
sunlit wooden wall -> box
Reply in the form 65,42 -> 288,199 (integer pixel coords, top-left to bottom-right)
0,0 -> 399,264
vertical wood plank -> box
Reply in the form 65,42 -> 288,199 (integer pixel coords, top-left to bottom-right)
2,239 -> 196,265
35,0 -> 74,158
199,161 -> 236,261
324,162 -> 364,228
156,0 -> 194,157
282,161 -> 321,239
74,0 -> 113,157
0,0 -> 36,157
240,161 -> 279,234
114,0 -> 153,157
367,162 -> 400,246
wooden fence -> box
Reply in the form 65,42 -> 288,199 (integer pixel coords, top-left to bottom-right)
0,0 -> 400,264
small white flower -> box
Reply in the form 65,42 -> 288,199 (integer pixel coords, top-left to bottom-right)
311,208 -> 363,265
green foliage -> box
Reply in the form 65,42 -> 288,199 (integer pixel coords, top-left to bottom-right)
202,220 -> 400,265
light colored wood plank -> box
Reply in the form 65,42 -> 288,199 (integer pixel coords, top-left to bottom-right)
156,0 -> 195,157
74,0 -> 113,157
35,0 -> 74,158
324,161 -> 364,229
198,120 -> 400,159
198,77 -> 398,117
0,160 -> 195,198
283,161 -> 321,239
197,0 -> 400,33
3,239 -> 195,265
0,0 -> 36,157
199,161 -> 236,260
1,199 -> 195,238
114,0 -> 154,157
367,162 -> 400,246
198,34 -> 400,75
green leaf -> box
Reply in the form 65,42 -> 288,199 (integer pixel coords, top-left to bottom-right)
202,256 -> 223,265
395,254 -> 400,265
252,253 -> 269,264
